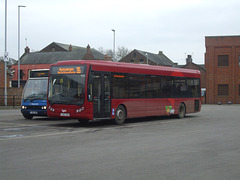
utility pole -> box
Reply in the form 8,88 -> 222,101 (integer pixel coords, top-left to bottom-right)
18,5 -> 26,87
4,0 -> 8,106
112,29 -> 115,61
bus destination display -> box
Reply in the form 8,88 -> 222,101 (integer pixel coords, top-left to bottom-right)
51,65 -> 85,75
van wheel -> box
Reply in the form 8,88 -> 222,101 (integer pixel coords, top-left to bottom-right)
178,103 -> 186,119
23,114 -> 33,119
114,105 -> 126,125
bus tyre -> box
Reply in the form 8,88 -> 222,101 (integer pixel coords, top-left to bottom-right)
114,105 -> 126,125
178,103 -> 186,119
78,119 -> 89,125
23,114 -> 33,119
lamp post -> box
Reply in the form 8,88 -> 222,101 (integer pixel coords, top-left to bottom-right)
146,53 -> 148,64
18,5 -> 26,88
111,29 -> 115,61
4,0 -> 8,106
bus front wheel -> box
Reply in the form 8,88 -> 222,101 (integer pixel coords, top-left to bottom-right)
23,114 -> 33,119
114,105 -> 126,125
78,119 -> 89,125
178,103 -> 186,119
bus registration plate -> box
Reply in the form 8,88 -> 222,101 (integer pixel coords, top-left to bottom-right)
60,113 -> 70,117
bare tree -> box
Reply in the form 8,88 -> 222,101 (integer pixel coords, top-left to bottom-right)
105,49 -> 114,59
116,46 -> 131,61
98,46 -> 131,61
98,47 -> 105,54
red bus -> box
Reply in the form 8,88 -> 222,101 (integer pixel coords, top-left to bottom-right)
47,60 -> 201,124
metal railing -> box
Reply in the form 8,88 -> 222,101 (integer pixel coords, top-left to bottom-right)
0,95 -> 22,107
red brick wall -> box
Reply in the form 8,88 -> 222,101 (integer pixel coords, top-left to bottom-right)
205,36 -> 240,104
0,87 -> 23,106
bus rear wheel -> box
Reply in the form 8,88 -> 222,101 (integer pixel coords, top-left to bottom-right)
178,103 -> 186,119
114,105 -> 126,125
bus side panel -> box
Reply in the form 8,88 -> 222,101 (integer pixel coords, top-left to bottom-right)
112,98 -> 201,119
170,98 -> 201,115
145,99 -> 162,117
111,99 -> 146,118
182,98 -> 201,114
112,98 -> 173,118
146,98 -> 178,116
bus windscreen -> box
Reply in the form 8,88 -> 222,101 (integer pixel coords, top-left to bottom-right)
23,79 -> 48,101
48,65 -> 86,106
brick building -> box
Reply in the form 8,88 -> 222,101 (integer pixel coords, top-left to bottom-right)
205,36 -> 240,104
119,49 -> 174,66
11,42 -> 107,87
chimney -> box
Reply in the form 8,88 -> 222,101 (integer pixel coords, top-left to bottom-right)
87,44 -> 91,53
104,54 -> 112,61
186,55 -> 192,64
25,46 -> 30,53
69,44 -> 72,51
82,44 -> 94,60
158,51 -> 163,55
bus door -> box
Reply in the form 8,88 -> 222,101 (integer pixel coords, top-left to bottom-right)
92,72 -> 111,119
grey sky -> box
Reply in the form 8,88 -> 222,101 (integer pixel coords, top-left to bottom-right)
1,0 -> 240,65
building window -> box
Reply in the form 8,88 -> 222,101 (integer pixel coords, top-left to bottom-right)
218,84 -> 228,96
239,85 -> 240,96
133,53 -> 136,58
130,59 -> 134,63
140,59 -> 144,63
218,55 -> 229,66
239,55 -> 240,66
20,70 -> 24,80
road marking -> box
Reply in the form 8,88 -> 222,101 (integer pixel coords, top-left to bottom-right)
0,118 -> 179,141
0,128 -> 93,141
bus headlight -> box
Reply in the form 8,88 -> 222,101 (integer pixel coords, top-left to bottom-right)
21,106 -> 27,109
48,106 -> 55,112
42,106 -> 47,110
76,107 -> 84,113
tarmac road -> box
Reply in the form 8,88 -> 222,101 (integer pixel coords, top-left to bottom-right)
0,105 -> 240,180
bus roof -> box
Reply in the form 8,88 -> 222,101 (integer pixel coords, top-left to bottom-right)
51,60 -> 201,78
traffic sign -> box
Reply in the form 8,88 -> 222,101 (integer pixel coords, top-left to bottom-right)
4,52 -> 9,62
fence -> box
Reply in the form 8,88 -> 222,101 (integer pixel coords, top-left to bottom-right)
0,87 -> 23,107
0,95 -> 22,107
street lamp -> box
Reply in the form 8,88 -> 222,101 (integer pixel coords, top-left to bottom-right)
146,53 -> 148,64
4,0 -> 8,106
112,29 -> 115,61
18,5 -> 26,88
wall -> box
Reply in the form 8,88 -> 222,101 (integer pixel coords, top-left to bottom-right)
205,36 -> 240,104
0,87 -> 23,106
